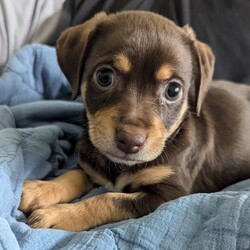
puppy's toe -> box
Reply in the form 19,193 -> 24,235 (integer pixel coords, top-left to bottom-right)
27,204 -> 80,231
27,207 -> 57,229
19,180 -> 64,213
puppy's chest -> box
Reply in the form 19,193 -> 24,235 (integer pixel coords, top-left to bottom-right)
94,174 -> 131,192
80,161 -> 174,192
82,163 -> 136,192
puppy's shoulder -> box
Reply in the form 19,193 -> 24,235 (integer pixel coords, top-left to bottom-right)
206,80 -> 250,110
203,80 -> 250,141
209,80 -> 250,102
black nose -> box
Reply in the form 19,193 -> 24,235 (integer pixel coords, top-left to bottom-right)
116,129 -> 146,154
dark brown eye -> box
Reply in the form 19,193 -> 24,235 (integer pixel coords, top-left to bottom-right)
165,81 -> 182,101
96,68 -> 114,87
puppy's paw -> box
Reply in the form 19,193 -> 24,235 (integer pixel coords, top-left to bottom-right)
19,180 -> 65,213
27,204 -> 84,231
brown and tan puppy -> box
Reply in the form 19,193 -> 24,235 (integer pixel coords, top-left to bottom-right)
19,11 -> 250,231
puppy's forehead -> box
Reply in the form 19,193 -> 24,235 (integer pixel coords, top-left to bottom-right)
87,12 -> 193,81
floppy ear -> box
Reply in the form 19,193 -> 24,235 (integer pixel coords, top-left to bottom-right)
56,12 -> 108,99
183,25 -> 215,116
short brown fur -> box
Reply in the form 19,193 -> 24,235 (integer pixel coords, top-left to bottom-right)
19,11 -> 250,232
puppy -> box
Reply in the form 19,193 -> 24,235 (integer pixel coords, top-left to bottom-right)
19,11 -> 250,232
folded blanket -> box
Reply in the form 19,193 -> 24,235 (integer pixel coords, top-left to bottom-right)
0,44 -> 250,250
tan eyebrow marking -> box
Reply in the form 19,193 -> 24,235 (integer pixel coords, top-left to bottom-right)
114,53 -> 131,73
155,64 -> 174,81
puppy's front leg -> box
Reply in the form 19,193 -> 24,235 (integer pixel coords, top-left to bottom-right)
26,187 -> 184,232
19,168 -> 94,213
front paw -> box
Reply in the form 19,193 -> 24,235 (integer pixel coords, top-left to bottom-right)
19,180 -> 65,213
27,204 -> 86,231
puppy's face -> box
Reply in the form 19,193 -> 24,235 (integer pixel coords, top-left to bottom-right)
57,11 -> 215,166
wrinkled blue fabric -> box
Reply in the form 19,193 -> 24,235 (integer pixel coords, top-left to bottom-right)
0,44 -> 250,250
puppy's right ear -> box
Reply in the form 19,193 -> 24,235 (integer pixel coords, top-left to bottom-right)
56,12 -> 108,99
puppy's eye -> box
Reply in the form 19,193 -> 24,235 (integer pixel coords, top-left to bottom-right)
96,68 -> 114,87
165,81 -> 182,101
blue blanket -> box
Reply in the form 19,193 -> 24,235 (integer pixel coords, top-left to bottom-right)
1,44 -> 250,250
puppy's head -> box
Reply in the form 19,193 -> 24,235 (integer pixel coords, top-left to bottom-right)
57,11 -> 215,166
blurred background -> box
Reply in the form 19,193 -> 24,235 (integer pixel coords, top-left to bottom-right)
1,0 -> 250,83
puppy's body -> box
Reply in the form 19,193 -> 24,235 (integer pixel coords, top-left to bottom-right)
191,80 -> 250,192
78,79 -> 250,194
19,11 -> 250,231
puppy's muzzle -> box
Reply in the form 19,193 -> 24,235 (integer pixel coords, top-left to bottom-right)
116,127 -> 147,154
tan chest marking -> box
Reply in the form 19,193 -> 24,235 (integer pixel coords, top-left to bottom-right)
79,160 -> 111,187
80,161 -> 174,192
114,165 -> 174,192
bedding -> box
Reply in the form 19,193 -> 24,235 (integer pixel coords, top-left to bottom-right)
0,44 -> 250,249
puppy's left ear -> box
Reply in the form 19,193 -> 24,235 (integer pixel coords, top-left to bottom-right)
183,25 -> 215,116
56,12 -> 108,99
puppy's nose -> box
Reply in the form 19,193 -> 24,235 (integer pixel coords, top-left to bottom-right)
116,129 -> 146,154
